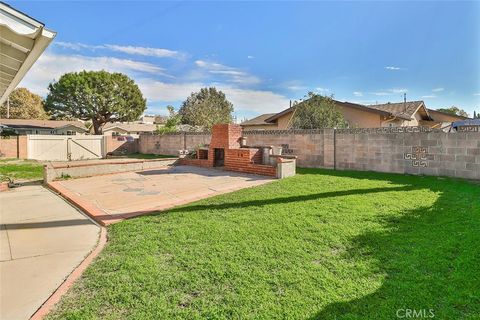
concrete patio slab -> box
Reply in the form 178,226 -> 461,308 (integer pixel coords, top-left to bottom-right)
49,165 -> 274,225
0,185 -> 100,320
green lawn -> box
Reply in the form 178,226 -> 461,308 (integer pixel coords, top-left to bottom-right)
47,169 -> 480,319
0,158 -> 43,181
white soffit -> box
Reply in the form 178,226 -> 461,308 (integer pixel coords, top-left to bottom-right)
0,2 -> 56,105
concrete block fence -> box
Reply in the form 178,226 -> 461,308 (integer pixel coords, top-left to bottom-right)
138,127 -> 480,180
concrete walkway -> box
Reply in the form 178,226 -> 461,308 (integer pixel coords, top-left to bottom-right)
0,185 -> 100,320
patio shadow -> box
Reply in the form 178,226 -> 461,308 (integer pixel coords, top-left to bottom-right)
165,185 -> 419,214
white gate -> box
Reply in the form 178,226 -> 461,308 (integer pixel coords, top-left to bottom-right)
27,135 -> 105,161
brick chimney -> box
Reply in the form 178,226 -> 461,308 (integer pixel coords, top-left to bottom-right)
210,124 -> 242,150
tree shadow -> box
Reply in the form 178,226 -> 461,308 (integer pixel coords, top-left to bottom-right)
162,185 -> 419,214
307,172 -> 480,319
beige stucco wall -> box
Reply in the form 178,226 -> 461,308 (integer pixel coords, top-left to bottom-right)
338,106 -> 383,128
276,113 -> 292,129
103,128 -> 129,136
429,111 -> 465,122
55,126 -> 86,135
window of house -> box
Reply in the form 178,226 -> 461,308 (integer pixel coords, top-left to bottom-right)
66,131 -> 76,135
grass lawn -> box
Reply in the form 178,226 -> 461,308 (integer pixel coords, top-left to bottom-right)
47,169 -> 480,319
0,158 -> 43,181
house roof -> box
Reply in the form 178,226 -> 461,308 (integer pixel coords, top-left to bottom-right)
103,122 -> 156,132
367,101 -> 427,120
0,2 -> 56,105
241,113 -> 277,126
0,118 -> 87,131
427,108 -> 470,120
264,99 -> 392,123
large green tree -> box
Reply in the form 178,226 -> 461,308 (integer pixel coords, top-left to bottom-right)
178,87 -> 233,130
291,93 -> 347,129
0,87 -> 48,119
436,106 -> 469,118
45,71 -> 146,134
156,105 -> 181,134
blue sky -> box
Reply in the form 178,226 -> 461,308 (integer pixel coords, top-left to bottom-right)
13,1 -> 480,119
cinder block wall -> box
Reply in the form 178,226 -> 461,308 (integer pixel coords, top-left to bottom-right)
245,128 -> 480,180
335,130 -> 480,180
243,129 -> 329,168
139,133 -> 211,156
139,128 -> 480,180
0,136 -> 27,158
105,136 -> 138,154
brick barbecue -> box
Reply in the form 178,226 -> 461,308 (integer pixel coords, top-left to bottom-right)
180,124 -> 296,179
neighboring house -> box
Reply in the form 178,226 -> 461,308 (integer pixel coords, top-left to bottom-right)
427,109 -> 469,123
241,99 -> 469,130
135,115 -> 168,125
0,119 -> 88,135
102,123 -> 156,137
137,115 -> 155,124
242,100 -> 395,130
240,113 -> 277,130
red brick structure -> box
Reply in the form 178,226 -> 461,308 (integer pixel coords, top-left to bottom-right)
180,124 -> 288,177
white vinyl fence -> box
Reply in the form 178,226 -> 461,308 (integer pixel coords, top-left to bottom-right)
27,135 -> 105,161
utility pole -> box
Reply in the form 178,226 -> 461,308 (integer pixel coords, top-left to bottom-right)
403,93 -> 407,112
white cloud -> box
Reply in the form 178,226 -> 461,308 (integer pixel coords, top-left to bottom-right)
385,66 -> 401,70
195,60 -> 260,85
137,79 -> 289,113
353,91 -> 363,97
54,42 -> 103,51
390,88 -> 408,93
54,41 -> 183,58
315,87 -> 330,93
104,45 -> 181,58
247,55 -> 255,59
19,52 -> 169,96
421,95 -> 436,99
286,85 -> 306,91
432,87 -> 444,92
19,50 -> 288,115
473,93 -> 480,96
371,88 -> 408,96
